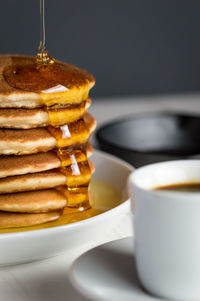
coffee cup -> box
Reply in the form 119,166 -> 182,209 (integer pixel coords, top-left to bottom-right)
129,160 -> 200,300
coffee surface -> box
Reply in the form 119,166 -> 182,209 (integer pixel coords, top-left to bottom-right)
155,183 -> 200,192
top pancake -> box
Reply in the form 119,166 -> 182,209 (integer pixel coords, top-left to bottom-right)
0,55 -> 95,108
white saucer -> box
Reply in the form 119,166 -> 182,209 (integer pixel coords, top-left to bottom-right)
70,237 -> 164,301
0,150 -> 133,266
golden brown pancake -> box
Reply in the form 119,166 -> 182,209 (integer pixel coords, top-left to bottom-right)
0,171 -> 66,194
0,143 -> 93,178
0,152 -> 60,178
0,127 -> 56,155
0,190 -> 66,213
0,187 -> 91,214
0,55 -> 95,108
0,210 -> 61,228
0,160 -> 94,194
0,113 -> 96,155
0,98 -> 91,128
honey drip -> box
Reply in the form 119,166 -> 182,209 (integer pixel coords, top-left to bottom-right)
56,146 -> 88,167
36,50 -> 55,66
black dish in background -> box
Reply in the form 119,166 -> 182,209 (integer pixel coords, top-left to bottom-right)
96,112 -> 200,168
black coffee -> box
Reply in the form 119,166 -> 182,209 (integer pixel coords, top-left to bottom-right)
155,183 -> 200,192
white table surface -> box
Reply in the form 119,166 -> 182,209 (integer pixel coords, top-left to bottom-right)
1,93 -> 200,301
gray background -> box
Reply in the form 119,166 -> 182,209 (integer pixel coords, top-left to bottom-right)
0,0 -> 200,98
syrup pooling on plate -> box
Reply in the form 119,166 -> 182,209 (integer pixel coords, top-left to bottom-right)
3,56 -> 95,213
0,179 -> 122,233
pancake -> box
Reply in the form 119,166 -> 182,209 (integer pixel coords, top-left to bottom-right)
0,160 -> 94,194
0,113 -> 96,155
0,171 -> 66,194
0,127 -> 55,155
0,98 -> 91,128
0,152 -> 60,178
0,190 -> 66,213
0,55 -> 95,108
0,143 -> 93,178
0,210 -> 61,228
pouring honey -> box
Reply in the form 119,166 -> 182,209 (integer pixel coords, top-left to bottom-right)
0,0 -> 122,233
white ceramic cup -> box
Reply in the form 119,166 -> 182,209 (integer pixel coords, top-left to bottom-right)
129,160 -> 200,301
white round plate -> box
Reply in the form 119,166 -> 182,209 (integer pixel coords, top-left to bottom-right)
0,150 -> 133,266
70,237 -> 163,301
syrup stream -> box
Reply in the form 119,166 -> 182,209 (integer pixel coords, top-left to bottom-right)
38,0 -> 45,54
36,0 -> 91,210
37,0 -> 54,65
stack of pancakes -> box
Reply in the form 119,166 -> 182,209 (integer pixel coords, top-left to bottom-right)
0,55 -> 96,229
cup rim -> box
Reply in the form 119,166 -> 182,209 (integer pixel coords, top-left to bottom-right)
129,159 -> 200,198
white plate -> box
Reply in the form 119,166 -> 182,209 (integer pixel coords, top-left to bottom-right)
70,237 -> 164,301
0,150 -> 133,266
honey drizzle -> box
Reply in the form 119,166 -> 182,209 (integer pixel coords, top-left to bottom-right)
46,117 -> 92,211
2,1 -> 94,212
47,121 -> 92,211
37,0 -> 54,65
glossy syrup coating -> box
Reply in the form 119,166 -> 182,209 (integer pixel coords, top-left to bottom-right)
3,56 -> 94,93
0,179 -> 122,233
3,55 -> 95,213
2,55 -> 95,106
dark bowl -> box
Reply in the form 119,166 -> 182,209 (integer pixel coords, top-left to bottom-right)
96,112 -> 200,167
